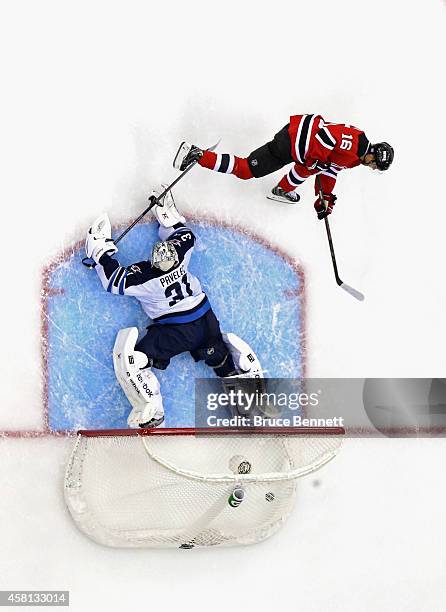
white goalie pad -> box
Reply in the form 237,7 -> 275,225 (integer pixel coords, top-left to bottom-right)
222,332 -> 264,378
113,327 -> 164,428
85,212 -> 118,264
151,185 -> 186,228
221,333 -> 267,417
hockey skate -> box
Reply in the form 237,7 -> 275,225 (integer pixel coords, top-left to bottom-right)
267,185 -> 301,204
139,414 -> 165,428
173,142 -> 204,171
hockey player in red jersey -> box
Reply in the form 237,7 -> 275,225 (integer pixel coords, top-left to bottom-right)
173,114 -> 394,219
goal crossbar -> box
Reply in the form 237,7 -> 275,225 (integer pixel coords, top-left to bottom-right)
77,426 -> 345,437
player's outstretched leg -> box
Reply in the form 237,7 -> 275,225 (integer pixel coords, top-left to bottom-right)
173,141 -> 254,179
174,126 -> 296,194
113,327 -> 165,428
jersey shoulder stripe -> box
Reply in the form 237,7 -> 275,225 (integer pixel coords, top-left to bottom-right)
295,114 -> 315,164
316,126 -> 336,150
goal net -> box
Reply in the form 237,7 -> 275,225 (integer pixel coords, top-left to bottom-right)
64,427 -> 343,548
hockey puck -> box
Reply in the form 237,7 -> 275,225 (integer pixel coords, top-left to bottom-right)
238,461 -> 252,474
229,455 -> 252,474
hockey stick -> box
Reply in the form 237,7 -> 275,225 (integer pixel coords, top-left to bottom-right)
315,175 -> 365,301
82,139 -> 221,269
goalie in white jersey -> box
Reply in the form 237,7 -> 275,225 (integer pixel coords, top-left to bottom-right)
85,187 -> 263,429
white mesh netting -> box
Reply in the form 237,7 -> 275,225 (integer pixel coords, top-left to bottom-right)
64,429 -> 342,548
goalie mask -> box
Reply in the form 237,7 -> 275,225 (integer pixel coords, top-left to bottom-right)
151,240 -> 179,272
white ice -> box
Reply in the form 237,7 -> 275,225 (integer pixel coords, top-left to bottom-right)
1,1 -> 445,610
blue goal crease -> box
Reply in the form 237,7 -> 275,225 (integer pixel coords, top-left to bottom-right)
45,223 -> 304,430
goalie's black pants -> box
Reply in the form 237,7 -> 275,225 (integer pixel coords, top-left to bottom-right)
135,308 -> 237,376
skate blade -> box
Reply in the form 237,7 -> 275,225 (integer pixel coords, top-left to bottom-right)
266,193 -> 300,204
173,142 -> 187,169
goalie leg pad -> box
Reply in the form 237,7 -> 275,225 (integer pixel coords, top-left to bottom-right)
113,328 -> 164,428
221,332 -> 264,378
220,333 -> 267,417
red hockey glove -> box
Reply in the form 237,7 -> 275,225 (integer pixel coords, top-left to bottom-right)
314,193 -> 337,220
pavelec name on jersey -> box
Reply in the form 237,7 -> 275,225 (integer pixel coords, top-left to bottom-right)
159,264 -> 186,289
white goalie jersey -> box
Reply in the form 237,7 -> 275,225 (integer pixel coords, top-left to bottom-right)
95,224 -> 210,323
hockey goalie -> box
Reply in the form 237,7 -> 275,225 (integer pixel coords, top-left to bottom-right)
85,187 -> 263,428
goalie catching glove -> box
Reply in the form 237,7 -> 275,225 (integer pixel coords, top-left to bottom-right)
85,213 -> 118,264
314,193 -> 337,220
150,185 -> 185,228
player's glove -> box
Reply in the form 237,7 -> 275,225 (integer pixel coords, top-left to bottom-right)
314,193 -> 337,220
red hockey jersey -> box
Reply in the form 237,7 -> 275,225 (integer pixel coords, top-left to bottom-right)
288,114 -> 370,193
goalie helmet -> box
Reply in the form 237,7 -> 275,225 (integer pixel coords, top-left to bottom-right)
371,142 -> 394,171
151,240 -> 179,272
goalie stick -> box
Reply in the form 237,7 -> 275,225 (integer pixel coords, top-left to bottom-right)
82,139 -> 221,269
316,175 -> 365,302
